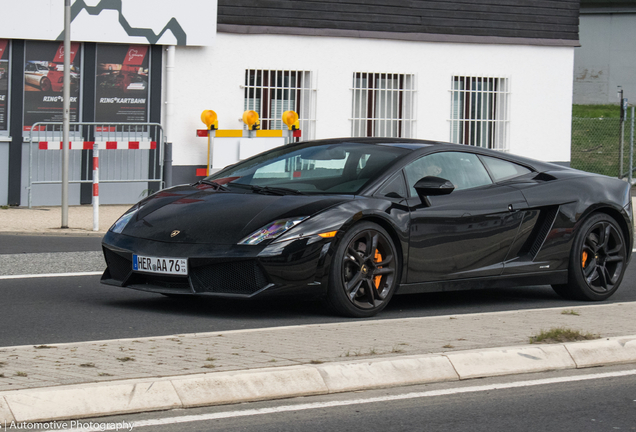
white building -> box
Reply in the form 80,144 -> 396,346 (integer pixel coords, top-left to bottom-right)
0,0 -> 580,206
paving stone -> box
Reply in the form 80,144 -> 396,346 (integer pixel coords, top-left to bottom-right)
0,303 -> 635,391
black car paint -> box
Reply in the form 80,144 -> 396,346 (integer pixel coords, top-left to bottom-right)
101,139 -> 633,301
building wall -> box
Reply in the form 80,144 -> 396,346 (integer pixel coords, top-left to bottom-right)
167,32 -> 574,180
574,12 -> 636,104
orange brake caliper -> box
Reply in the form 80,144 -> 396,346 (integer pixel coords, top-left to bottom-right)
374,249 -> 382,289
582,251 -> 588,268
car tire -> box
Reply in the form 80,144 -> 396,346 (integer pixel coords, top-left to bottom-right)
326,222 -> 399,318
552,213 -> 627,301
40,77 -> 51,92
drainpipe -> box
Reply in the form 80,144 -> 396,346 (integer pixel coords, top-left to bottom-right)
163,45 -> 176,188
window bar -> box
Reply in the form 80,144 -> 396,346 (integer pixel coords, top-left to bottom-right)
352,74 -> 357,137
480,77 -> 486,148
494,77 -> 500,150
380,73 -> 385,136
496,77 -> 501,151
460,76 -> 466,145
390,73 -> 394,137
479,76 -> 484,147
495,78 -> 501,151
295,71 -> 302,140
398,74 -> 404,138
464,76 -> 470,146
376,73 -> 381,137
368,72 -> 374,137
370,72 -> 376,137
365,72 -> 369,137
352,74 -> 357,136
491,77 -> 495,149
359,73 -> 363,137
355,73 -> 359,137
352,73 -> 357,136
490,77 -> 496,150
450,76 -> 455,143
389,73 -> 394,137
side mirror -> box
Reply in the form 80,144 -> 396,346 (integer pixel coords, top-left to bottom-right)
413,176 -> 455,201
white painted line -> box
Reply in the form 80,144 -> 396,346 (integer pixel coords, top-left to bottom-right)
100,369 -> 636,431
0,271 -> 103,280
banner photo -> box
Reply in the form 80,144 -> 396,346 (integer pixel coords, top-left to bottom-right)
23,41 -> 82,131
0,39 -> 8,131
95,44 -> 149,123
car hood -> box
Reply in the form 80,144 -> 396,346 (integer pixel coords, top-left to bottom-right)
121,185 -> 353,245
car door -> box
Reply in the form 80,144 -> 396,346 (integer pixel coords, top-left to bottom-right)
405,151 -> 528,283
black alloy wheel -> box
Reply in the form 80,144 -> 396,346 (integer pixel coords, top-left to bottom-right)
552,213 -> 627,301
327,222 -> 399,317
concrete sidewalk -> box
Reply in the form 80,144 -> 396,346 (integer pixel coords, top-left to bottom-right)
0,205 -> 130,235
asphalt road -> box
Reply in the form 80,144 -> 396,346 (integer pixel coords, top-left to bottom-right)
76,365 -> 636,432
0,234 -> 102,254
1,235 -> 636,346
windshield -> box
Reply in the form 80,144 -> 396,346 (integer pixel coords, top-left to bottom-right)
206,141 -> 409,194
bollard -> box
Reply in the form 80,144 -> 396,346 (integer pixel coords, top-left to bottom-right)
92,142 -> 99,232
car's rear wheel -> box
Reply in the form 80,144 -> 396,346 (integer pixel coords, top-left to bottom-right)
552,213 -> 627,301
40,77 -> 51,92
327,222 -> 399,317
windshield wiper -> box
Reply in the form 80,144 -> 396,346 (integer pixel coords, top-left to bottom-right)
193,179 -> 229,191
249,185 -> 306,196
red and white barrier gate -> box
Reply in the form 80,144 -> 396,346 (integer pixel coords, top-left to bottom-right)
28,122 -> 165,231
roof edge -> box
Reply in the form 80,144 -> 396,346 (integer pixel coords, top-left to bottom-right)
217,24 -> 581,47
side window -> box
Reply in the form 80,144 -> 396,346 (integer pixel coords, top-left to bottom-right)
480,155 -> 532,182
404,152 -> 492,197
376,172 -> 407,199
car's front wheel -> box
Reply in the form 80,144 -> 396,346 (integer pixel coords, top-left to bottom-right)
327,222 -> 399,317
552,213 -> 627,301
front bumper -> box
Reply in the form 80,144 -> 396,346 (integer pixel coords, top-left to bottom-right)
100,231 -> 334,298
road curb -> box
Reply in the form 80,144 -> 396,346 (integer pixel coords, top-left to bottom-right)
1,335 -> 636,423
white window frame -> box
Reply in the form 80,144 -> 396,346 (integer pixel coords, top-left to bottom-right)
350,72 -> 416,138
243,69 -> 316,140
449,75 -> 510,151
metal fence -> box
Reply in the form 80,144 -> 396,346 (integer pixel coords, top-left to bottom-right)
571,109 -> 635,180
28,122 -> 164,207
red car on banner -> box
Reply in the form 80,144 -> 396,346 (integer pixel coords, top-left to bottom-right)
24,43 -> 80,92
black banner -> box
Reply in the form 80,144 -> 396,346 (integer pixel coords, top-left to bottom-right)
23,41 -> 81,131
0,39 -> 8,131
95,44 -> 149,123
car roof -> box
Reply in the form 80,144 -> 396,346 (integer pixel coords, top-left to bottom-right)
287,137 -> 572,175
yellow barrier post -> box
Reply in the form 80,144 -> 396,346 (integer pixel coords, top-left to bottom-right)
200,110 -> 218,175
282,110 -> 300,144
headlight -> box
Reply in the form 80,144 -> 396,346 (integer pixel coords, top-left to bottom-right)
110,206 -> 139,233
238,217 -> 308,245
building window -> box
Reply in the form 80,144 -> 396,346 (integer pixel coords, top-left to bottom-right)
243,69 -> 315,140
450,76 -> 509,151
351,72 -> 416,138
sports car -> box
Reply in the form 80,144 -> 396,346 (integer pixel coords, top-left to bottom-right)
101,138 -> 633,317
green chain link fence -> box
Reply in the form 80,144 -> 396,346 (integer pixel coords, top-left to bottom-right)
571,113 -> 635,178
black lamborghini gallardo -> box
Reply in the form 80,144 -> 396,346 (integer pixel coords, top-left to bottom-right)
101,138 -> 633,317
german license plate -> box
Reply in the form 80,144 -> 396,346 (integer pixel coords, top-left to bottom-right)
132,255 -> 188,276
